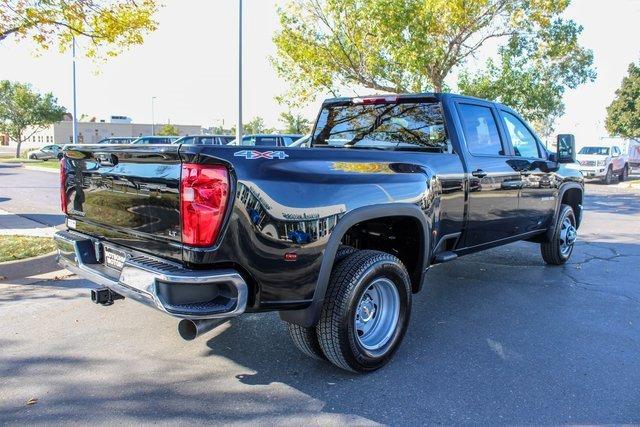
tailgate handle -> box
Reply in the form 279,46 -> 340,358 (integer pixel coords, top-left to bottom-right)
95,153 -> 118,166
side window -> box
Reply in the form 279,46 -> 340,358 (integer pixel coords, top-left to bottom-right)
458,104 -> 504,156
501,112 -> 540,158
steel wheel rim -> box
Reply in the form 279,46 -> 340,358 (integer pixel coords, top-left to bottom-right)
354,278 -> 400,351
559,216 -> 577,256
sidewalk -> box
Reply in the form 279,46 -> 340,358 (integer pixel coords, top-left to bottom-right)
0,208 -> 58,237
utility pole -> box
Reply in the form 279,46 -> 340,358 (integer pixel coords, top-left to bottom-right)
151,96 -> 156,135
72,37 -> 78,145
236,0 -> 243,144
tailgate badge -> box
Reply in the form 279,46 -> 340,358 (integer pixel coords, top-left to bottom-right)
234,150 -> 289,160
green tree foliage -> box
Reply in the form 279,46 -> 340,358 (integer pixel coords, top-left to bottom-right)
280,111 -> 311,134
243,117 -> 265,134
0,0 -> 158,59
157,123 -> 179,136
0,80 -> 66,157
273,0 -> 595,132
606,61 -> 640,139
459,19 -> 595,135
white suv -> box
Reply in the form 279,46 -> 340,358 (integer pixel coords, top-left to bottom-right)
576,145 -> 629,184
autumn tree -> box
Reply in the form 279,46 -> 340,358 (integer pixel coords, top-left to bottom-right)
0,0 -> 158,59
273,0 -> 595,132
157,123 -> 179,136
280,111 -> 311,134
0,81 -> 66,157
606,61 -> 640,139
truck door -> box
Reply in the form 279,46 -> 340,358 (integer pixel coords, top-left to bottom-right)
498,109 -> 556,232
455,101 -> 521,247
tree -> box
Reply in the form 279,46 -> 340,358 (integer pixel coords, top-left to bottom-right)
273,0 -> 595,130
244,117 -> 265,134
0,80 -> 66,157
606,61 -> 640,139
157,123 -> 179,136
280,111 -> 311,134
0,0 -> 158,59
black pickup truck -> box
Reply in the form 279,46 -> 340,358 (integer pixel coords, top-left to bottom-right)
55,93 -> 583,373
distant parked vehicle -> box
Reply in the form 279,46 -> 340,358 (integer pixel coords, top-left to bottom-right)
289,135 -> 310,148
97,137 -> 138,144
627,140 -> 640,175
132,136 -> 180,145
28,144 -> 63,160
229,134 -> 304,147
174,135 -> 235,145
576,145 -> 629,184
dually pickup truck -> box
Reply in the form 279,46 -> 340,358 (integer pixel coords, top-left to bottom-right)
56,93 -> 583,373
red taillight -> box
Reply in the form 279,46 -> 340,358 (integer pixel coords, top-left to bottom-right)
180,163 -> 229,247
60,159 -> 68,214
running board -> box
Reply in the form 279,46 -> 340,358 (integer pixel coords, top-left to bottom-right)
434,251 -> 458,264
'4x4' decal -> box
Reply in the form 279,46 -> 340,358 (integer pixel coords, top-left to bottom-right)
234,150 -> 289,160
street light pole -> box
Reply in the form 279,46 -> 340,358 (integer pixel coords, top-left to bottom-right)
236,0 -> 243,144
151,96 -> 156,135
72,37 -> 78,145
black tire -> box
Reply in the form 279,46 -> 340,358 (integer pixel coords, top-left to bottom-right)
286,322 -> 326,361
317,250 -> 412,373
335,245 -> 357,263
603,166 -> 614,184
619,165 -> 628,182
541,204 -> 577,265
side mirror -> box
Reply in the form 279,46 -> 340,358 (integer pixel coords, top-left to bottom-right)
556,134 -> 576,163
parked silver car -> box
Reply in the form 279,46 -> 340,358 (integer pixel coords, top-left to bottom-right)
28,144 -> 63,160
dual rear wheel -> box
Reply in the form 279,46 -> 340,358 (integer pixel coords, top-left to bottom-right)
286,248 -> 412,373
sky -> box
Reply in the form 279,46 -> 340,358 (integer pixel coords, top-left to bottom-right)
1,0 -> 639,144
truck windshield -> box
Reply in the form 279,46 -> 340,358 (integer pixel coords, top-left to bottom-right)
579,146 -> 609,155
312,101 -> 450,152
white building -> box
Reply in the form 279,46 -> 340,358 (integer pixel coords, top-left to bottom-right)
3,115 -> 201,150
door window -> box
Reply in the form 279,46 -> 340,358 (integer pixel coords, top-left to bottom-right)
501,112 -> 540,158
458,104 -> 504,156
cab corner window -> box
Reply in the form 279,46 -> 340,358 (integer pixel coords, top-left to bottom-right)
458,104 -> 504,156
501,112 -> 540,158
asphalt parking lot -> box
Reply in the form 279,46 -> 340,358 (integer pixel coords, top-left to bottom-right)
1,163 -> 639,424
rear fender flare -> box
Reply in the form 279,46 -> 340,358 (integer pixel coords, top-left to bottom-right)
279,203 -> 430,328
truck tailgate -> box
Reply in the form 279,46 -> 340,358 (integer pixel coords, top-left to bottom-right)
62,145 -> 182,260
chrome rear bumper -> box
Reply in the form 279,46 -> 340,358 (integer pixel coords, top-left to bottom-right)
54,230 -> 248,320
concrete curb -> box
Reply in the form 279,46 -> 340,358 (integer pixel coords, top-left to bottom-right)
0,251 -> 59,281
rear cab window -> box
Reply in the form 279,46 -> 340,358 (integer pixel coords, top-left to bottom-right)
457,103 -> 505,156
312,99 -> 451,152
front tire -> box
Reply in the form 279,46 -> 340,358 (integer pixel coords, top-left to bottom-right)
603,166 -> 614,184
317,250 -> 412,373
541,204 -> 577,265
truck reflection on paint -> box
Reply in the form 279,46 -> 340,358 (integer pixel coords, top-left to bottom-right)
236,181 -> 346,244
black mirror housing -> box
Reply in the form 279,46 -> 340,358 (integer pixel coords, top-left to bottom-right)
556,134 -> 576,163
